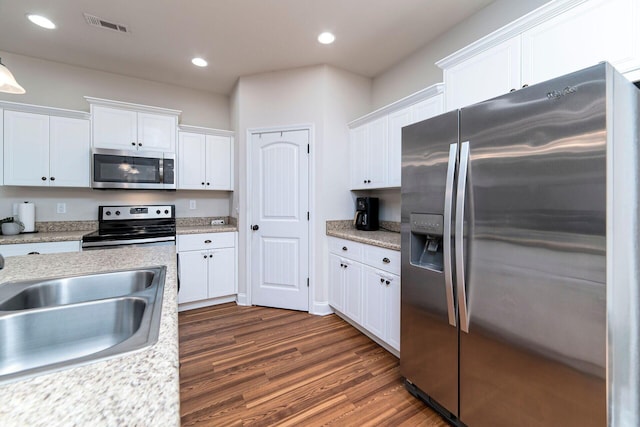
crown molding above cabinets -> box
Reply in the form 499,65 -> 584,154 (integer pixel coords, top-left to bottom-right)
84,96 -> 182,116
0,100 -> 89,120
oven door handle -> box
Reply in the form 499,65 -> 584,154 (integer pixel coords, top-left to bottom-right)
81,236 -> 176,248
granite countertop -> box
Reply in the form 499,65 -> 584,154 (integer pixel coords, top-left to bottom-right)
176,224 -> 238,234
326,220 -> 401,251
0,246 -> 180,427
0,230 -> 89,245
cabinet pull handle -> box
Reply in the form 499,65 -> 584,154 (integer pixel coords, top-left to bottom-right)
522,84 -> 529,88
342,246 -> 347,251
204,240 -> 212,244
28,252 -> 40,255
382,257 -> 390,264
509,88 -> 516,93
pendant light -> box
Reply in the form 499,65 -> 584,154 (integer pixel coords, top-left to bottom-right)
0,58 -> 26,94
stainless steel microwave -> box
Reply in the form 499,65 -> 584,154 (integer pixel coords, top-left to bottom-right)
92,148 -> 176,190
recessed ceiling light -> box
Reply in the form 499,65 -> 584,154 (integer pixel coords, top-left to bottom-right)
27,14 -> 56,29
317,32 -> 335,45
191,57 -> 208,67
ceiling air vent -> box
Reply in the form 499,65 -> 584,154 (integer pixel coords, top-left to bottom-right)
83,13 -> 130,34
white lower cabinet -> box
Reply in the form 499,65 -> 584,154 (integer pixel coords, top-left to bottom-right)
0,241 -> 80,257
177,232 -> 237,310
328,236 -> 400,355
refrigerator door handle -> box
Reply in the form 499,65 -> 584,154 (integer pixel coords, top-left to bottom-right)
456,141 -> 470,333
443,142 -> 458,328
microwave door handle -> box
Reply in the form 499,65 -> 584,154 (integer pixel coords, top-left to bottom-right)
456,141 -> 471,333
159,158 -> 164,183
443,143 -> 458,328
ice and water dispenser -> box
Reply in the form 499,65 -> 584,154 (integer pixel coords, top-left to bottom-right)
410,213 -> 444,271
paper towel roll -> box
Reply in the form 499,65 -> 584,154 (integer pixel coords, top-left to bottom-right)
18,201 -> 35,233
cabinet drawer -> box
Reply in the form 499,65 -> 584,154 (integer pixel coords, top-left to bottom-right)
328,237 -> 363,262
363,245 -> 400,275
1,241 -> 80,257
177,232 -> 235,251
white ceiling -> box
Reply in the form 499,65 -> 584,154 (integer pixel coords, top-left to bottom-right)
0,0 -> 495,95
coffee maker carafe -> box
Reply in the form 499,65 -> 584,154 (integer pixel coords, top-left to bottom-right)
354,197 -> 379,231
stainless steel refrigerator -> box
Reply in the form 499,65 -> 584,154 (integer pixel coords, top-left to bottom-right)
400,63 -> 640,427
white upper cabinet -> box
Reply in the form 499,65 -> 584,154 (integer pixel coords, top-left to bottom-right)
0,108 -> 3,186
521,0 -> 640,86
86,97 -> 180,153
438,0 -> 640,111
349,83 -> 444,190
3,106 -> 90,188
178,126 -> 234,191
443,37 -> 521,111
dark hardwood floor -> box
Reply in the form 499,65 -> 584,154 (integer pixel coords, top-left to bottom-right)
179,303 -> 448,426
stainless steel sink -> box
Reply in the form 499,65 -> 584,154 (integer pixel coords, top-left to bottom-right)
0,266 -> 166,384
0,269 -> 156,310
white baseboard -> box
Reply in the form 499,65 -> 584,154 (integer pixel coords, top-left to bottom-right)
310,301 -> 333,316
178,295 -> 237,312
236,293 -> 250,306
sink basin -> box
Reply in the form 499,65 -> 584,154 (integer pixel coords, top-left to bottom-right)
0,269 -> 156,310
0,266 -> 166,384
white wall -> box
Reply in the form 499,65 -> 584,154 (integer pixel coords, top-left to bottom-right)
371,0 -> 550,108
0,51 -> 232,220
233,64 -> 371,312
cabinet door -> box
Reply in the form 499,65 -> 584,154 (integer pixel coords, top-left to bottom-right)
362,266 -> 386,339
366,116 -> 388,188
411,94 -> 444,124
522,0 -> 640,86
444,36 -> 521,111
206,135 -> 232,190
178,251 -> 209,304
328,254 -> 345,312
92,106 -> 137,150
49,116 -> 90,187
343,260 -> 363,324
178,132 -> 206,189
387,107 -> 412,188
208,247 -> 236,298
349,125 -> 368,189
137,112 -> 176,152
4,110 -> 50,186
385,274 -> 401,351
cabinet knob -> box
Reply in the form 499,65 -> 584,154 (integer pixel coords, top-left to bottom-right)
201,182 -> 205,185
340,263 -> 344,268
204,239 -> 212,244
509,88 -> 516,93
363,179 -> 366,184
131,142 -> 136,146
41,176 -> 47,181
50,176 -> 55,181
203,255 -> 207,259
251,224 -> 259,231
382,257 -> 390,264
522,84 -> 529,88
367,180 -> 371,183
209,254 -> 213,258
385,280 -> 390,285
206,182 -> 210,186
138,142 -> 142,146
342,246 -> 347,251
380,278 -> 384,283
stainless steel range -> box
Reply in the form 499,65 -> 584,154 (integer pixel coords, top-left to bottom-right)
82,205 -> 176,250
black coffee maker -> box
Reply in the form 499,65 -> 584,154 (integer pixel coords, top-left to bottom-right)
354,197 -> 379,231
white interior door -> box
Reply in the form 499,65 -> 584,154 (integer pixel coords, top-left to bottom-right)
250,129 -> 309,311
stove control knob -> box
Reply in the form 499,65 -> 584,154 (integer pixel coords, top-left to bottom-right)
156,210 -> 161,214
164,209 -> 169,214
115,211 -> 121,216
105,211 -> 111,216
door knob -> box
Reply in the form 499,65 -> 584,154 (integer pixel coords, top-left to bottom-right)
251,224 -> 259,231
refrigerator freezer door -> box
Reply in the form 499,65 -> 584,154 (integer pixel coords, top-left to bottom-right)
458,64 -> 607,426
400,110 -> 459,417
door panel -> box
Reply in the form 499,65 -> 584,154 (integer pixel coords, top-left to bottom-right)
458,64 -> 607,426
343,261 -> 363,323
206,135 -> 232,190
178,251 -> 208,304
400,110 -> 459,416
49,116 -> 90,187
4,111 -> 49,186
178,132 -> 206,189
328,254 -> 344,312
251,130 -> 309,311
209,248 -> 235,298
